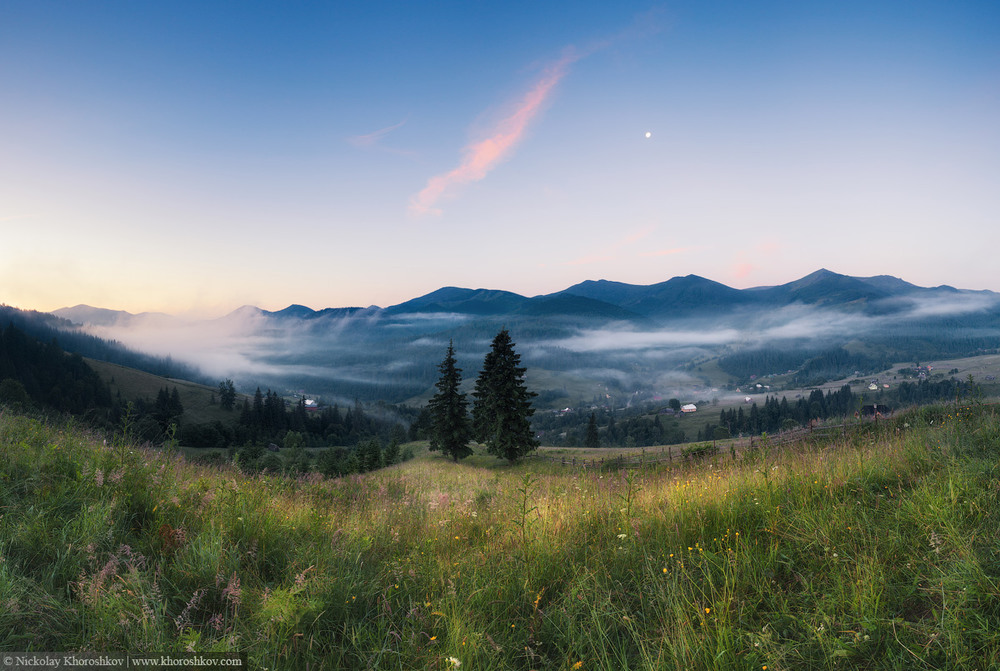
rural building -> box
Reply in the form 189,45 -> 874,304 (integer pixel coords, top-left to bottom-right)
681,404 -> 697,413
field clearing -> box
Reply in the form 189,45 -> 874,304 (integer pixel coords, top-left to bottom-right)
86,359 -> 243,425
3,400 -> 1000,669
692,352 -> 1000,420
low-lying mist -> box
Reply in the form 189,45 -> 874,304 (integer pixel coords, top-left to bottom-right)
65,289 -> 1000,407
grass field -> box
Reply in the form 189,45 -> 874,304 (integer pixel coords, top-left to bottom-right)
86,359 -> 244,426
2,401 -> 999,669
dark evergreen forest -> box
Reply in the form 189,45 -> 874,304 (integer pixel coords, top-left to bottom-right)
0,305 -> 205,383
0,322 -> 113,415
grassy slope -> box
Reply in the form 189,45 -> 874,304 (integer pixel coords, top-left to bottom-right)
86,359 -> 242,426
2,403 -> 999,670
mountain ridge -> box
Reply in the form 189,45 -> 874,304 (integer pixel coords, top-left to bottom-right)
51,269 -> 999,325
26,268 -> 1000,407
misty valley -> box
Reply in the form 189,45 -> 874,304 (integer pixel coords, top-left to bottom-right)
3,269 -> 1000,457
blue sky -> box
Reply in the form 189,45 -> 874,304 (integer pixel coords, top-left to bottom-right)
2,1 -> 998,315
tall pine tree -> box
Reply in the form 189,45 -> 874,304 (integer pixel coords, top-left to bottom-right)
585,412 -> 601,448
427,340 -> 473,462
472,329 -> 538,463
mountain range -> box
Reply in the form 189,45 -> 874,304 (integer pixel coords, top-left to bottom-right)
52,268 -> 996,327
47,269 -> 1000,406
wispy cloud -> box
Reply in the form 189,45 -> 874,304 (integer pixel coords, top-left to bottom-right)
622,225 -> 656,245
409,49 -> 580,216
566,227 -> 688,266
733,262 -> 756,279
731,240 -> 782,281
640,247 -> 691,258
348,119 -> 408,147
565,253 -> 616,266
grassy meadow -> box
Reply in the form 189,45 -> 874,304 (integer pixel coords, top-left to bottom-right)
86,359 -> 241,426
2,402 -> 999,669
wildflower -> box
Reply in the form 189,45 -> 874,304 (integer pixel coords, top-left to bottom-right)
446,657 -> 461,668
222,572 -> 242,607
705,607 -> 711,614
617,533 -> 627,540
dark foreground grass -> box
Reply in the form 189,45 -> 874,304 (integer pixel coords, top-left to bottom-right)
1,403 -> 999,670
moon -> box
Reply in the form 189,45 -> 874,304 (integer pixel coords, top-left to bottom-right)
645,131 -> 652,138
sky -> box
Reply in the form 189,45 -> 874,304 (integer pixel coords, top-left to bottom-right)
2,0 -> 998,317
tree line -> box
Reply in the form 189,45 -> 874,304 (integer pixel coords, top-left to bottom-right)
697,377 -> 981,441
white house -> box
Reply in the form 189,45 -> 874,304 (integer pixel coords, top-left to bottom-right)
681,404 -> 698,413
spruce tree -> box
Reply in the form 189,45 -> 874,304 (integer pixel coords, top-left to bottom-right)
472,329 -> 538,463
218,379 -> 236,411
472,346 -> 499,443
427,340 -> 473,462
585,412 -> 600,448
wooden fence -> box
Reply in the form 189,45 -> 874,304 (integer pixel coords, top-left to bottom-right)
530,420 -> 858,470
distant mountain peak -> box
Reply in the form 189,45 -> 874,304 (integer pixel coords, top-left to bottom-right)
267,304 -> 317,319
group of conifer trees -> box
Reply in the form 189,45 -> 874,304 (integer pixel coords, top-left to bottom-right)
0,322 -> 113,415
427,329 -> 538,463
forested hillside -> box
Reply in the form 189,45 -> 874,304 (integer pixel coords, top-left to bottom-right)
0,322 -> 112,415
1,304 -> 205,383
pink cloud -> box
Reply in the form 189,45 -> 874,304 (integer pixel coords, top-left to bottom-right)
565,229 -> 686,267
622,225 -> 657,245
409,50 -> 579,216
348,119 -> 407,147
565,253 -> 616,266
640,247 -> 689,257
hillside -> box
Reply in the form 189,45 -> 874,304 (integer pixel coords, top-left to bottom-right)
2,402 -> 998,669
85,358 -> 241,427
43,269 -> 1000,407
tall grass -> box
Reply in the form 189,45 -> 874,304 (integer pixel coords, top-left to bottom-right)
1,404 -> 999,669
